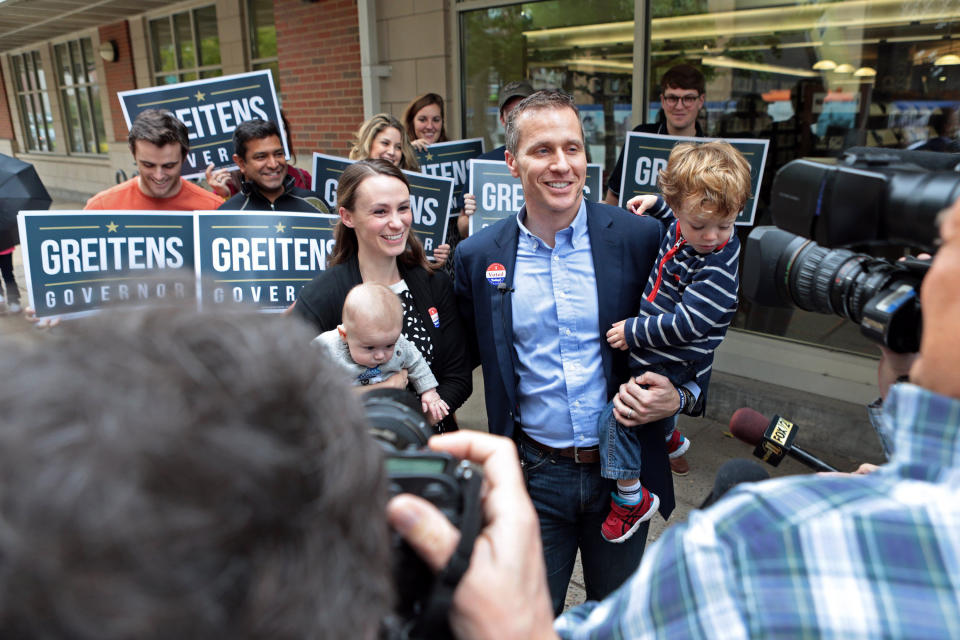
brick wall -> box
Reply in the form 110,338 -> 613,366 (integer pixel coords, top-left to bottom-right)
0,64 -> 16,142
275,0 -> 364,158
98,20 -> 137,143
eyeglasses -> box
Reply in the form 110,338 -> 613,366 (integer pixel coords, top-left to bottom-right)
662,94 -> 701,107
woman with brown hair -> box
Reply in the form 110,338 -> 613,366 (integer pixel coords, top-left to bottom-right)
403,93 -> 449,152
293,160 -> 471,431
348,114 -> 450,265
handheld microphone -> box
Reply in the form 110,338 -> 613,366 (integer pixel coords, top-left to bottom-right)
729,407 -> 838,473
700,459 -> 770,509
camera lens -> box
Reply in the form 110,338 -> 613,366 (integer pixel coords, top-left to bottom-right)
363,388 -> 432,451
743,226 -> 923,352
787,242 -> 899,324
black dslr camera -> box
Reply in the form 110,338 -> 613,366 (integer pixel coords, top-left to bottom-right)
743,147 -> 960,352
364,389 -> 482,640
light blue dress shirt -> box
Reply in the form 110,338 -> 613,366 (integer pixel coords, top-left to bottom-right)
512,199 -> 607,448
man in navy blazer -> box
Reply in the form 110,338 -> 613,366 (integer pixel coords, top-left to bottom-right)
453,91 -> 698,614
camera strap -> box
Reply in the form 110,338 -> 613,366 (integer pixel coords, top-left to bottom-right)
410,467 -> 484,639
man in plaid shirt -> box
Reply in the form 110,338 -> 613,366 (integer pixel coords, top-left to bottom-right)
388,195 -> 960,639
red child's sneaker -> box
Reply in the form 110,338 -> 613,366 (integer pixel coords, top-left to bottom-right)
665,429 -> 691,476
601,488 -> 660,543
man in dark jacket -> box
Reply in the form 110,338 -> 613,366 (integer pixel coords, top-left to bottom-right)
453,90 -> 690,615
218,119 -> 329,213
604,64 -> 706,206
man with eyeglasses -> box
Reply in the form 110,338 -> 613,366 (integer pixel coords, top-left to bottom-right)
604,64 -> 706,206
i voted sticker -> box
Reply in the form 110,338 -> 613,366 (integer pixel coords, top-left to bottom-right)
486,262 -> 506,286
428,306 -> 440,328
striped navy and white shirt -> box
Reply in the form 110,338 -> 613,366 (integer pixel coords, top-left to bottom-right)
556,383 -> 960,639
623,197 -> 739,389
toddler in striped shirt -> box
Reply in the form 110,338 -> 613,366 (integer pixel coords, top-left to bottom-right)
599,140 -> 751,543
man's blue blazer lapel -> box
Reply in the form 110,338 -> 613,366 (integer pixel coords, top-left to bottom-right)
491,220 -> 520,417
587,201 -> 622,391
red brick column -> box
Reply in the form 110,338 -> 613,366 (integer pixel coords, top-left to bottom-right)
98,21 -> 137,143
275,0 -> 364,158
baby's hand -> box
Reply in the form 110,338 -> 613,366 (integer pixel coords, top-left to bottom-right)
421,389 -> 449,423
606,320 -> 629,351
625,194 -> 658,216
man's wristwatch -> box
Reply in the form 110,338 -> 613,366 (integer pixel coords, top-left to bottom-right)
678,386 -> 695,415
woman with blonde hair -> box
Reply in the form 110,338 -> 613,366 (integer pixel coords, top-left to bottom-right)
349,113 -> 420,171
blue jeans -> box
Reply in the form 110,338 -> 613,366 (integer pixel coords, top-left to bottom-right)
598,400 -> 677,480
518,439 -> 649,616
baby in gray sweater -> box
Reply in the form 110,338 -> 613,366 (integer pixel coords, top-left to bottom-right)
312,282 -> 449,423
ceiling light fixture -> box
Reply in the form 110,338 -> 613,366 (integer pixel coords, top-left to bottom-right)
935,53 -> 960,65
700,56 -> 818,78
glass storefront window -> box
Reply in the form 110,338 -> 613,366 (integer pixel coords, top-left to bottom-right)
459,0 -> 958,357
149,6 -> 222,85
648,0 -> 960,356
11,51 -> 56,153
460,1 -> 635,168
247,0 -> 279,90
196,6 -> 221,67
54,38 -> 107,154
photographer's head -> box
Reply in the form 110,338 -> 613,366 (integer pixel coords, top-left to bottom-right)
911,198 -> 960,399
0,305 -> 391,638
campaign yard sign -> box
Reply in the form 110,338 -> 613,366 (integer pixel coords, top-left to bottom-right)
468,159 -> 604,234
310,153 -> 453,258
468,159 -> 520,234
617,132 -> 769,226
118,71 -> 285,179
194,211 -> 337,311
18,211 -> 195,318
416,138 -> 484,214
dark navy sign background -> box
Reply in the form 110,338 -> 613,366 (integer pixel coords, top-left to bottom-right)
195,211 -> 337,311
617,132 -> 769,226
311,153 -> 452,258
118,71 -> 284,179
468,159 -> 603,234
416,138 -> 484,213
585,164 -> 602,202
18,211 -> 195,318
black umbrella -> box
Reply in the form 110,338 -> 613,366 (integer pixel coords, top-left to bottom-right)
0,153 -> 52,231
